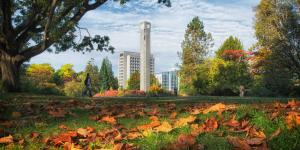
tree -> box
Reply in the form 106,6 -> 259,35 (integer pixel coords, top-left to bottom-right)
99,57 -> 118,91
179,16 -> 213,95
53,64 -> 76,85
127,71 -> 159,90
83,59 -> 100,94
127,71 -> 140,90
254,0 -> 300,96
0,0 -> 171,91
26,63 -> 55,83
216,36 -> 243,58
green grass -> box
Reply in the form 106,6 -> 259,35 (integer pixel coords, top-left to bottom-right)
1,94 -> 300,149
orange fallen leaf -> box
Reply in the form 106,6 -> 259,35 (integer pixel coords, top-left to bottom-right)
52,131 -> 77,146
203,103 -> 226,114
101,116 -> 117,125
154,121 -> 173,133
0,135 -> 13,144
190,124 -> 204,136
285,111 -> 300,129
223,116 -> 240,128
174,115 -> 196,127
77,128 -> 88,137
127,132 -> 142,140
169,112 -> 177,119
247,127 -> 266,139
203,117 -> 218,132
227,136 -> 251,150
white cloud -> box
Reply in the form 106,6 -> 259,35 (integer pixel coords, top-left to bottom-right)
30,0 -> 259,75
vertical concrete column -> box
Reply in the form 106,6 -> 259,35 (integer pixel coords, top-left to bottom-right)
140,21 -> 151,91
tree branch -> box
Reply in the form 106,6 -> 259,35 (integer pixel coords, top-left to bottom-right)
0,0 -> 14,38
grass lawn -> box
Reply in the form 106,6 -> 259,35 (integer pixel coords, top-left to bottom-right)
0,93 -> 300,150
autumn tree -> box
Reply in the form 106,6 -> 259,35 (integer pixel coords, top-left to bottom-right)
179,16 -> 213,95
99,57 -> 118,91
127,71 -> 159,90
0,0 -> 171,92
215,36 -> 243,58
53,64 -> 76,85
254,0 -> 300,96
127,71 -> 140,90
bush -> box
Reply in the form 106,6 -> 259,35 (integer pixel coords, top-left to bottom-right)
63,80 -> 83,97
124,90 -> 146,97
21,77 -> 61,95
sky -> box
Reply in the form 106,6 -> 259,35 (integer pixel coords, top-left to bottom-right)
30,0 -> 260,75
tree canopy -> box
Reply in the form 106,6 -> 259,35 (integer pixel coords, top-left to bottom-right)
216,36 -> 243,58
0,0 -> 171,91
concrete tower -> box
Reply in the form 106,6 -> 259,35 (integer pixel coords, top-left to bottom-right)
140,21 -> 151,91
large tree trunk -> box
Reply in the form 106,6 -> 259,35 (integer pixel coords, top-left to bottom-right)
0,55 -> 21,92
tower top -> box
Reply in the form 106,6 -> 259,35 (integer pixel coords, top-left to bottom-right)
140,21 -> 151,29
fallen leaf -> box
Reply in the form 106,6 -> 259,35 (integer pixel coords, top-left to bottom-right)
285,111 -> 300,129
268,128 -> 281,141
203,103 -> 226,114
246,138 -> 265,145
227,136 -> 251,150
247,127 -> 266,139
177,134 -> 196,146
191,124 -> 204,136
52,131 -> 77,146
154,121 -> 173,133
203,117 -> 218,132
223,116 -> 240,128
137,117 -> 161,131
169,112 -> 177,119
77,128 -> 88,137
174,115 -> 196,127
0,135 -> 13,144
127,132 -> 142,140
101,116 -> 117,125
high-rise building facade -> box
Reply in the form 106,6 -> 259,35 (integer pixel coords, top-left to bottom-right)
118,51 -> 154,89
155,70 -> 179,92
140,21 -> 151,91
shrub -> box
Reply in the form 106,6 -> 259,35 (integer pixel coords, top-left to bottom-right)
124,90 -> 146,97
63,80 -> 83,97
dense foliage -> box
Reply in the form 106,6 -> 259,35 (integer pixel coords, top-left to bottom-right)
18,57 -> 118,96
99,57 -> 118,91
252,0 -> 300,96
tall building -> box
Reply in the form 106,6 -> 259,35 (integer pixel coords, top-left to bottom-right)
140,21 -> 151,91
118,51 -> 154,89
155,70 -> 179,92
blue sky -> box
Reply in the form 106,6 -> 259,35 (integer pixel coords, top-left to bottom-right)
30,0 -> 260,75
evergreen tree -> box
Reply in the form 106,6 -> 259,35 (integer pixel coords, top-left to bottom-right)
216,36 -> 243,58
99,57 -> 118,91
179,16 -> 213,95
